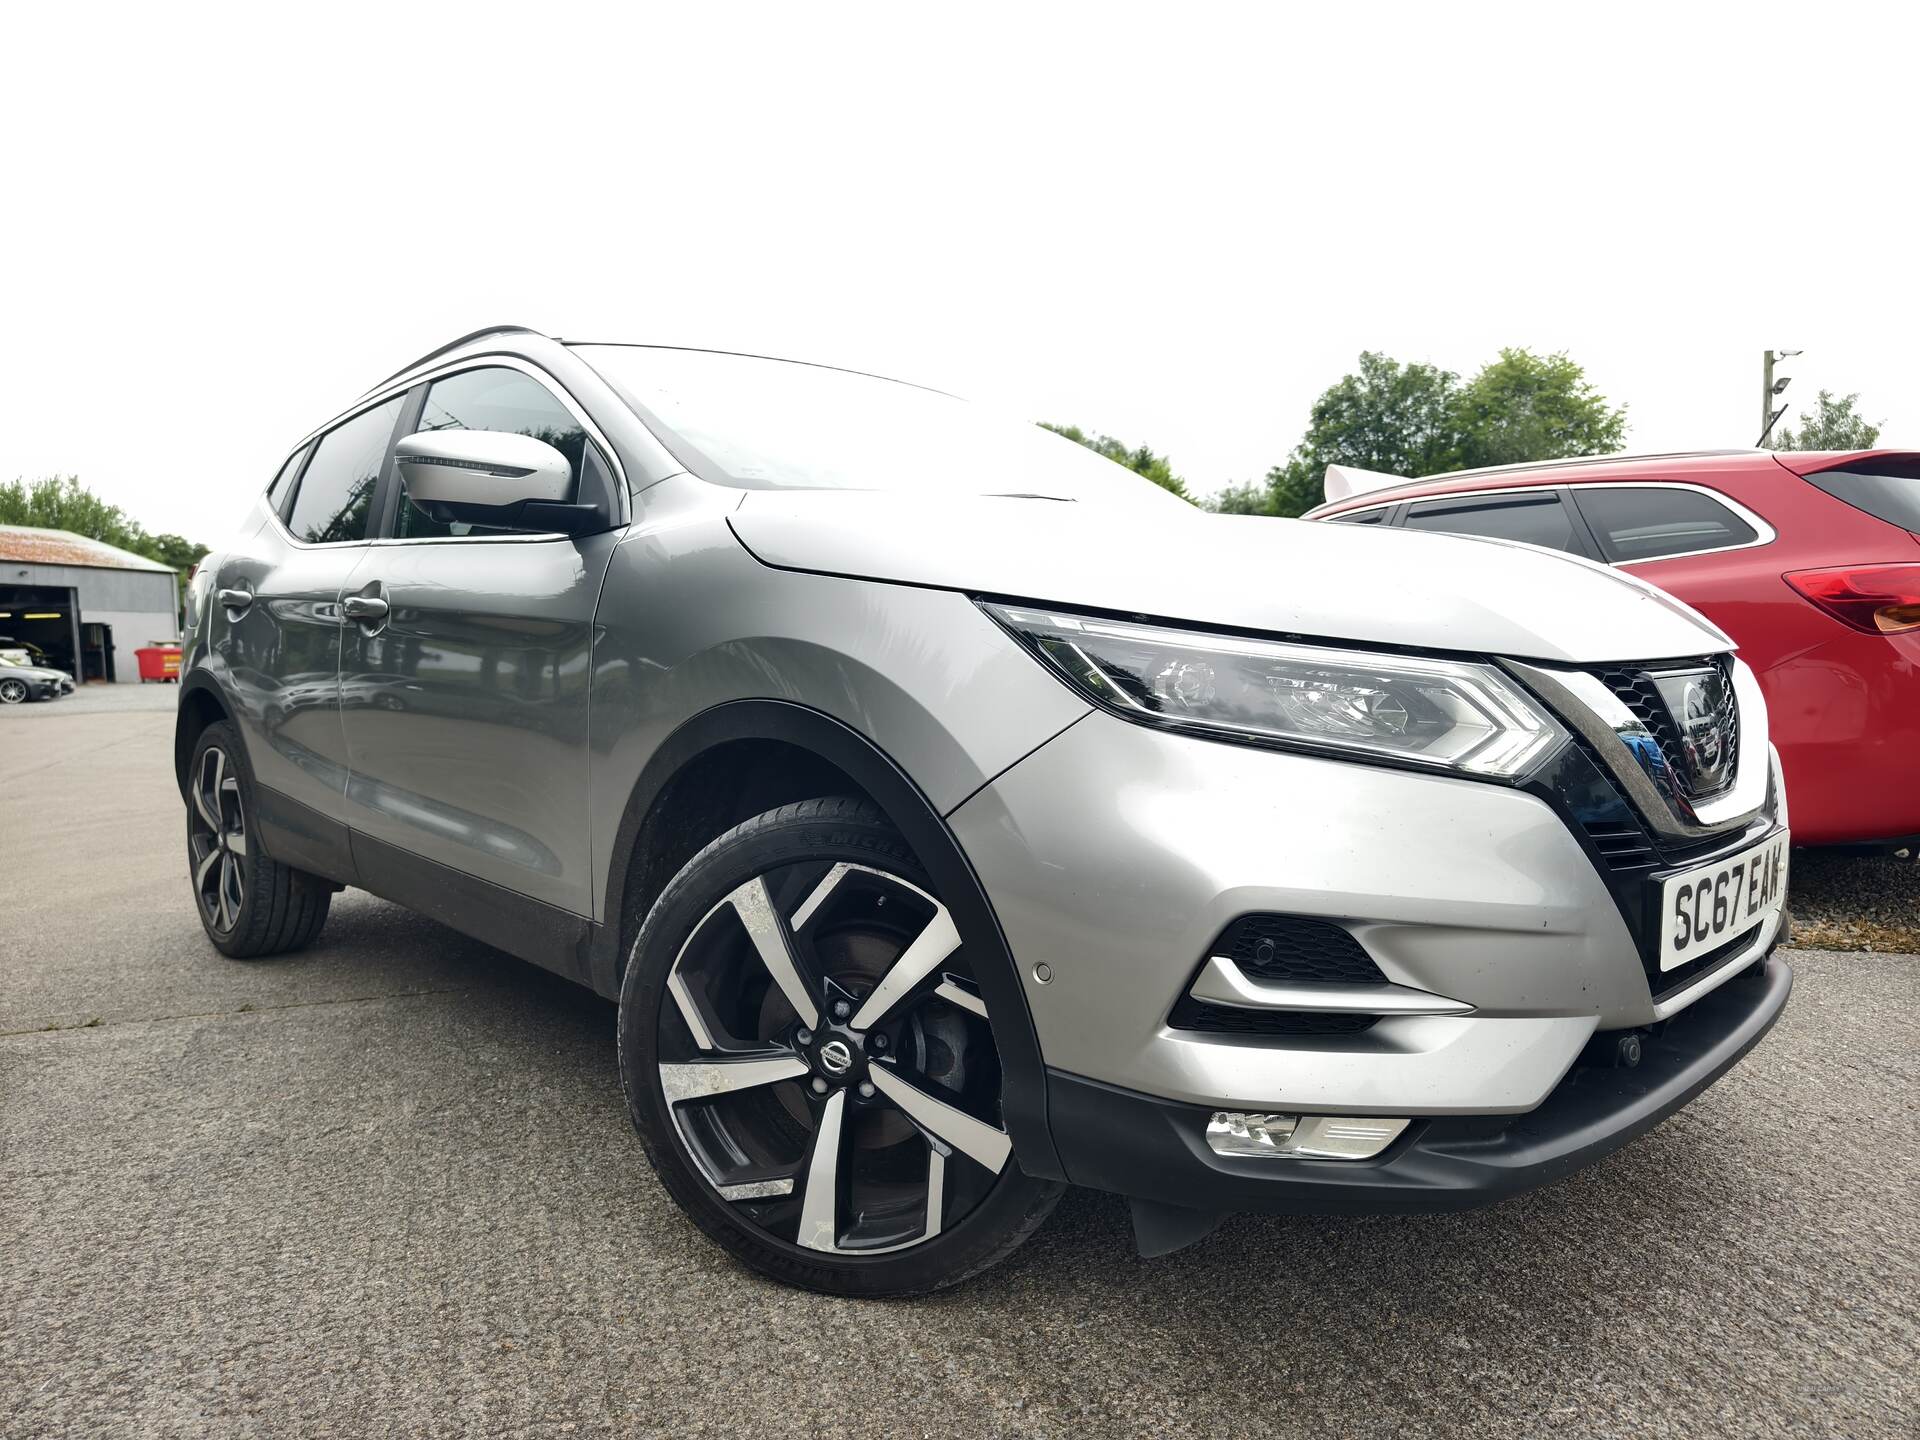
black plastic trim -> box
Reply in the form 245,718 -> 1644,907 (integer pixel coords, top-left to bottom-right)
251,783 -> 358,889
594,698 -> 1064,1181
1047,954 -> 1791,1214
350,828 -> 595,986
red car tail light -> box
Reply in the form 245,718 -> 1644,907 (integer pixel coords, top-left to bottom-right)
1784,563 -> 1920,635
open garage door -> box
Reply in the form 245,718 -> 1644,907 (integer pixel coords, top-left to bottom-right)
0,585 -> 82,680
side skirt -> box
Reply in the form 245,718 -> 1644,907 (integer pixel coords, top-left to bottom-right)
347,829 -> 598,986
252,784 -> 358,888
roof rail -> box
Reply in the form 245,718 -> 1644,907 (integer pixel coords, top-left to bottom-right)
1320,449 -> 1771,508
1422,449 -> 1763,483
363,324 -> 549,395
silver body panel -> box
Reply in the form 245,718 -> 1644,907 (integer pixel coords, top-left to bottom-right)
728,489 -> 1729,664
949,711 -> 1784,1113
338,530 -> 620,916
586,476 -> 1092,919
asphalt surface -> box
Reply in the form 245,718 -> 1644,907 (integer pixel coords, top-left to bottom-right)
4,690 -> 1917,1439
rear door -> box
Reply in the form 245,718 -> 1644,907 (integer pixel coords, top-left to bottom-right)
337,362 -> 625,920
214,395 -> 405,844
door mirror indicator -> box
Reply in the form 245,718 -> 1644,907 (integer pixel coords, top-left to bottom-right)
395,430 -> 603,535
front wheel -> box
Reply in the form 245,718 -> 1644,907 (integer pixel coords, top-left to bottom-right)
0,677 -> 28,704
618,797 -> 1062,1296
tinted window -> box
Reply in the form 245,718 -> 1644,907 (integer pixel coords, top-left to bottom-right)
1403,493 -> 1578,552
1329,507 -> 1388,525
1573,486 -> 1759,562
266,445 -> 307,508
1804,467 -> 1920,534
399,367 -> 588,538
286,398 -> 404,543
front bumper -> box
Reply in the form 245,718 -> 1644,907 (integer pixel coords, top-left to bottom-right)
949,711 -> 1771,1116
1048,952 -> 1791,1213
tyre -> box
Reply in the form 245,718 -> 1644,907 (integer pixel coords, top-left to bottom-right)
619,797 -> 1063,1296
186,720 -> 332,958
0,677 -> 27,704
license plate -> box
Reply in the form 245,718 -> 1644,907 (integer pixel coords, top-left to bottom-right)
1660,830 -> 1789,971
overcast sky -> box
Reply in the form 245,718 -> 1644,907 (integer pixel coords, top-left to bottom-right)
3,2 -> 1914,544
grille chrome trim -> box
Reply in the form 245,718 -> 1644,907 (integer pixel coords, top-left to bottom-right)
1598,657 -> 1739,802
1188,956 -> 1474,1015
1506,656 -> 1769,843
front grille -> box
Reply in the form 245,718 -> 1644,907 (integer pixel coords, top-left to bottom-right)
1651,922 -> 1766,1001
1215,914 -> 1386,987
1166,997 -> 1378,1036
1593,654 -> 1739,801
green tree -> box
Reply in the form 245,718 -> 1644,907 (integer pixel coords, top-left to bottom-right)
0,474 -> 147,550
0,474 -> 209,611
1770,390 -> 1881,451
1040,423 -> 1191,501
1450,348 -> 1627,470
1207,348 -> 1627,517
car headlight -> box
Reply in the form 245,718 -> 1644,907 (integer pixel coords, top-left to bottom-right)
981,603 -> 1563,780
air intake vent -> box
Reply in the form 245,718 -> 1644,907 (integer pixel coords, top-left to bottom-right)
1215,915 -> 1386,987
1165,999 -> 1379,1036
1582,817 -> 1659,870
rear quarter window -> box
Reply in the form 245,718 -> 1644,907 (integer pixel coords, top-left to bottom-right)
265,445 -> 307,508
1571,486 -> 1759,562
1803,465 -> 1920,534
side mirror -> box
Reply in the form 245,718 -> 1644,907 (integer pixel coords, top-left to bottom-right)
394,430 -> 602,534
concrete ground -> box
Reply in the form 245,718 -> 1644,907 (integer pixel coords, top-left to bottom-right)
3,694 -> 1915,1439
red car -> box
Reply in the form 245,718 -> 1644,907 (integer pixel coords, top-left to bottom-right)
1305,449 -> 1920,848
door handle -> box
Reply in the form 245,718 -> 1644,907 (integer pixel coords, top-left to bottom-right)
342,595 -> 389,623
216,587 -> 253,612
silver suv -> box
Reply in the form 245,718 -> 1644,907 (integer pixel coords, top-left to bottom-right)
176,326 -> 1792,1295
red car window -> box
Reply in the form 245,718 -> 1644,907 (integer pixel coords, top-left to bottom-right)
1573,487 -> 1758,563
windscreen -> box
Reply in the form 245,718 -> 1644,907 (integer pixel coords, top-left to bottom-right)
574,344 -> 1184,508
1804,463 -> 1920,534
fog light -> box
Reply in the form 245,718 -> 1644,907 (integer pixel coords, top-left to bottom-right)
1207,1112 -> 1409,1160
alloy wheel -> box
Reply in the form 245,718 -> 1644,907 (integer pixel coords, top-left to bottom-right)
188,746 -> 248,933
656,859 -> 1008,1255
0,678 -> 26,704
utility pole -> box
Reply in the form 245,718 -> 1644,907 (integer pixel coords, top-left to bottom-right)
1762,351 -> 1776,443
1758,349 -> 1801,447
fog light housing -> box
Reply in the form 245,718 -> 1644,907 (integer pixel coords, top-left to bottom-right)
1207,1112 -> 1409,1160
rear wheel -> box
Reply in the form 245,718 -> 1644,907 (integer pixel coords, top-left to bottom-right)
186,721 -> 332,958
619,797 -> 1061,1296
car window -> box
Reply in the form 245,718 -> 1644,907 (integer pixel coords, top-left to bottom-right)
265,444 -> 307,509
1402,492 -> 1579,553
399,367 -> 587,539
1573,486 -> 1758,562
285,398 -> 405,543
1328,507 -> 1388,525
1802,465 -> 1920,534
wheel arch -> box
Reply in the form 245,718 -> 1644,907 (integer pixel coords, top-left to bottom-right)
595,698 -> 1064,1180
175,674 -> 232,797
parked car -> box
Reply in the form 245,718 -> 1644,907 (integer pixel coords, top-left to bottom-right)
1306,450 -> 1920,850
174,328 -> 1792,1295
0,651 -> 75,703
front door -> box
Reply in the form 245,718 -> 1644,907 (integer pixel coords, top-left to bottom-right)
336,364 -> 621,919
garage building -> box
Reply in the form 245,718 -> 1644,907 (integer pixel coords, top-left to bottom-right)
0,525 -> 180,682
